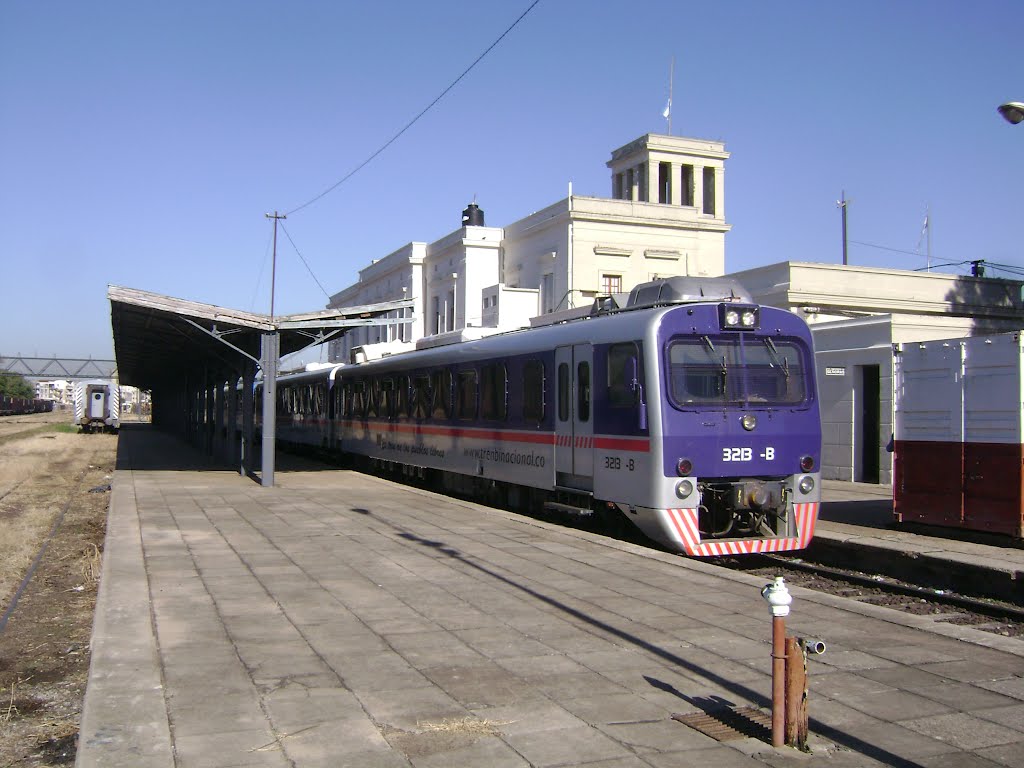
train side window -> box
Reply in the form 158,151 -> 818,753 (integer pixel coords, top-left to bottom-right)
558,363 -> 569,422
397,375 -> 410,418
380,378 -> 395,420
577,361 -> 591,422
314,384 -> 324,416
456,370 -> 478,420
412,375 -> 430,420
481,363 -> 507,420
431,369 -> 452,419
353,380 -> 366,418
608,342 -> 640,407
523,360 -> 545,422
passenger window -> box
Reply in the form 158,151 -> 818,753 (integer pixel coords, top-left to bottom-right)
523,360 -> 545,422
431,369 -> 452,419
558,363 -> 569,422
412,376 -> 430,420
456,370 -> 478,420
608,342 -> 640,407
397,376 -> 409,418
380,378 -> 395,420
577,361 -> 590,422
481,363 -> 507,420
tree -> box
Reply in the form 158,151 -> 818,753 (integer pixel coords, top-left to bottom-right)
0,373 -> 34,399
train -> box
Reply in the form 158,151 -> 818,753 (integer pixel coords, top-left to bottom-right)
73,379 -> 120,433
0,395 -> 54,416
261,277 -> 822,557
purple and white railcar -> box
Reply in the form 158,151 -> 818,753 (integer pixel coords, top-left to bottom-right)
322,277 -> 821,557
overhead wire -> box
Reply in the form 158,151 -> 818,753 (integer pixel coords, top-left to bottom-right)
278,221 -> 332,301
284,0 -> 541,217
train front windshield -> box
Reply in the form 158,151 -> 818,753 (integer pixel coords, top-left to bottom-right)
667,335 -> 808,407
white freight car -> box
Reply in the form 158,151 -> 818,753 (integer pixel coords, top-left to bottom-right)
894,333 -> 1023,538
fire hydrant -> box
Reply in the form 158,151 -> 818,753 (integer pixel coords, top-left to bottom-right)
761,576 -> 792,747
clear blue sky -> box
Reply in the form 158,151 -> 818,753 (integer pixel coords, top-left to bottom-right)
3,1 -> 1022,361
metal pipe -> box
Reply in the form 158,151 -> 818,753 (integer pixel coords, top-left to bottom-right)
761,576 -> 793,749
772,615 -> 786,747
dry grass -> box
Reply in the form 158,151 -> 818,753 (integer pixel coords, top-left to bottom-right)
416,717 -> 509,735
80,544 -> 102,584
0,418 -> 115,608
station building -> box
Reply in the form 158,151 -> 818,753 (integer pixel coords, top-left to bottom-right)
325,133 -> 1024,485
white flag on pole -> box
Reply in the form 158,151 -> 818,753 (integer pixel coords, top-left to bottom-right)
662,98 -> 672,120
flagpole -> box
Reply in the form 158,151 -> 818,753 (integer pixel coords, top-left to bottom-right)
668,56 -> 674,135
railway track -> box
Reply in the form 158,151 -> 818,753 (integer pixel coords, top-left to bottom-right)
726,553 -> 1024,639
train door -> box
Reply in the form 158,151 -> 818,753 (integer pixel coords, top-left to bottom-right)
555,344 -> 594,490
87,387 -> 107,421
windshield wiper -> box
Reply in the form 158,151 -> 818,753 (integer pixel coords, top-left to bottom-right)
763,337 -> 790,379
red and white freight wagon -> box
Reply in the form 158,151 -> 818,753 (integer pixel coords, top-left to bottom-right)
893,332 -> 1024,538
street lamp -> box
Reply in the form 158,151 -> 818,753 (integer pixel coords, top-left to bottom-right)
998,102 -> 1024,125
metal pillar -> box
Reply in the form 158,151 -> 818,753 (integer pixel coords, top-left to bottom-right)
213,372 -> 225,462
241,363 -> 255,478
260,332 -> 279,487
226,371 -> 238,468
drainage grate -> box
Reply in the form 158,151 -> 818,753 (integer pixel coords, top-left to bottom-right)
672,706 -> 772,742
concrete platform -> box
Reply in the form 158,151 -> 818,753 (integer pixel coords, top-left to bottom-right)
77,426 -> 1024,767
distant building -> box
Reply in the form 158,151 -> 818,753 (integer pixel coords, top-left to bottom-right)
327,133 -> 730,363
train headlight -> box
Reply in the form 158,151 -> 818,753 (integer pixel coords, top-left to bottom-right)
676,479 -> 694,498
719,303 -> 760,330
800,455 -> 815,472
798,475 -> 815,494
741,413 -> 757,431
676,457 -> 693,476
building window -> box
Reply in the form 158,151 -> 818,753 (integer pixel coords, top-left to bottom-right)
681,165 -> 694,206
658,162 -> 671,204
432,296 -> 441,335
636,164 -> 647,202
542,273 -> 555,313
601,274 -> 622,295
703,167 -> 716,216
625,168 -> 634,201
613,172 -> 624,200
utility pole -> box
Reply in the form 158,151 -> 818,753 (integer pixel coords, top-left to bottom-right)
265,211 -> 287,318
261,211 -> 286,488
837,191 -> 849,266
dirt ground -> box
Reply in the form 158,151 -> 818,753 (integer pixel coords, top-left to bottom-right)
0,410 -> 118,768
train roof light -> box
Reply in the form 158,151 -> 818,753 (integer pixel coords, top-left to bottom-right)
719,304 -> 760,331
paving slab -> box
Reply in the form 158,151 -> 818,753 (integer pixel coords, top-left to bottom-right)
77,426 -> 1024,767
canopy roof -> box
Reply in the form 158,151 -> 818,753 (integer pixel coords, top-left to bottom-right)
109,285 -> 412,390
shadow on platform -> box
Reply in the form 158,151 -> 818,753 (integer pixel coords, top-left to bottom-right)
114,423 -> 339,475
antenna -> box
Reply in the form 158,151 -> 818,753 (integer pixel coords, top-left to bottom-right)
265,211 -> 287,318
836,191 -> 850,265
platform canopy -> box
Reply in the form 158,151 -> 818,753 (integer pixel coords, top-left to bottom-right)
109,285 -> 412,390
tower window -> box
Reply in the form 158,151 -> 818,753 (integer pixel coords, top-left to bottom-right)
703,167 -> 716,215
658,162 -> 671,204
681,165 -> 693,206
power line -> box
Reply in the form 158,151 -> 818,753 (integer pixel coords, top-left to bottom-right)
849,239 -> 930,259
286,0 -> 542,217
279,221 -> 332,300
